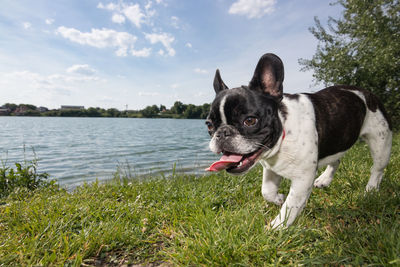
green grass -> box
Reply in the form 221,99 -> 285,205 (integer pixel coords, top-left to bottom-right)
1,134 -> 399,266
0,158 -> 52,198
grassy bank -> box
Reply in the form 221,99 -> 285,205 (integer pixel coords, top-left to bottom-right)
0,134 -> 399,266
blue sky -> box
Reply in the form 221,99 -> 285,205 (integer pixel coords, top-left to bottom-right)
0,0 -> 343,110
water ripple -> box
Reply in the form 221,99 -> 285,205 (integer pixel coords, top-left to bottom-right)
0,117 -> 219,187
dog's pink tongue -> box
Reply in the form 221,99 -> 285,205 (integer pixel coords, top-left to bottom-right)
206,154 -> 243,172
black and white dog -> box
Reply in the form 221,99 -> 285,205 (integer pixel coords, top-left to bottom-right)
205,53 -> 392,228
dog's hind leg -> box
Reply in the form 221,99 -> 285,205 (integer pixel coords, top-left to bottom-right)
361,110 -> 392,192
314,160 -> 340,188
363,130 -> 392,192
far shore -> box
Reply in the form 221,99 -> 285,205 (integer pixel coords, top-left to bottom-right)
0,101 -> 211,119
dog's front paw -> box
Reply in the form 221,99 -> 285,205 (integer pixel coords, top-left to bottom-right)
314,175 -> 332,188
270,216 -> 285,230
274,194 -> 285,205
263,192 -> 286,206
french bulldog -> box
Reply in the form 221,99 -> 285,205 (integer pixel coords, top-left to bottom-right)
205,53 -> 392,228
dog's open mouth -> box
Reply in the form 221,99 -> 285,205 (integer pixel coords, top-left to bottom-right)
206,148 -> 265,174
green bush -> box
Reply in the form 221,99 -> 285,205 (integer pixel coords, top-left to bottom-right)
0,160 -> 52,198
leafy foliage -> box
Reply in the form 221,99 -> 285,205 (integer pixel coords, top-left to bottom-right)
1,101 -> 211,119
299,0 -> 400,127
0,160 -> 52,198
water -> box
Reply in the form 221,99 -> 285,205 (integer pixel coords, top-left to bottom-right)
0,117 -> 218,187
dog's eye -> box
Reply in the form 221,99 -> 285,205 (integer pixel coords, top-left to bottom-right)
205,121 -> 214,131
244,117 -> 258,127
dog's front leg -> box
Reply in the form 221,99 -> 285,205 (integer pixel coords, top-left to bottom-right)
270,174 -> 315,229
261,166 -> 285,205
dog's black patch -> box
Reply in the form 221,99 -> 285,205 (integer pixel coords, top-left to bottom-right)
206,91 -> 226,134
306,86 -> 367,159
279,94 -> 299,121
283,93 -> 300,100
340,85 -> 392,130
225,88 -> 282,148
207,87 -> 283,153
278,102 -> 288,120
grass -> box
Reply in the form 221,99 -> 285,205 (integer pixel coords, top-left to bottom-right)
0,134 -> 399,266
0,157 -> 52,198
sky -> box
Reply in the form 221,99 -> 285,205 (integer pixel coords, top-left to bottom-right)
0,0 -> 344,110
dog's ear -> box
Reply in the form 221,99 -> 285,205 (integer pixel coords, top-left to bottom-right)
213,69 -> 229,94
249,53 -> 284,101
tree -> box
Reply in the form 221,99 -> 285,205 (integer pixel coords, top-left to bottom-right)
183,104 -> 202,119
106,108 -> 120,117
19,104 -> 37,110
86,107 -> 102,117
141,105 -> 159,117
3,103 -> 17,112
170,101 -> 186,115
299,0 -> 400,127
59,109 -> 84,117
200,103 -> 211,119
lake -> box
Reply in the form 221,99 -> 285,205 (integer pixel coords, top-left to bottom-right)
0,117 -> 218,187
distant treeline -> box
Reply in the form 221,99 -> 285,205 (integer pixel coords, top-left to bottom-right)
0,102 -> 211,119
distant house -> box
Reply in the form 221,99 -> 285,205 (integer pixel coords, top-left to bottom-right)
14,106 -> 29,116
0,107 -> 10,115
38,106 -> 49,112
61,105 -> 85,110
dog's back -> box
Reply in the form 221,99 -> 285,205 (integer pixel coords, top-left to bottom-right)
305,86 -> 392,160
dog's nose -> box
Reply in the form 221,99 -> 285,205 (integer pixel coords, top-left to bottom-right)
216,125 -> 234,139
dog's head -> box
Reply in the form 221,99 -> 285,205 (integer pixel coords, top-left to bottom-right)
206,53 -> 284,174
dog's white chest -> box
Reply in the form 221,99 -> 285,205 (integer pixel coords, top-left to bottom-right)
261,94 -> 319,179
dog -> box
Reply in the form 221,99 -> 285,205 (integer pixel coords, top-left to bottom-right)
205,53 -> 392,228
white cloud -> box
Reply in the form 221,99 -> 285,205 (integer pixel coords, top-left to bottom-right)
3,71 -> 40,83
145,1 -> 152,10
138,91 -> 160,97
23,22 -> 31,29
97,2 -> 118,11
131,47 -> 152,57
0,69 -> 106,108
98,1 -> 155,28
145,32 -> 175,56
185,42 -> 192,48
112,13 -> 125,24
1,69 -> 100,93
47,73 -> 100,83
96,1 -> 179,56
56,26 -> 138,57
195,92 -> 207,98
67,64 -> 96,76
171,16 -> 179,29
145,7 -> 156,18
97,2 -> 105,9
170,83 -> 180,89
122,3 -> 146,28
229,0 -> 276,19
194,68 -> 208,74
45,18 -> 54,25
